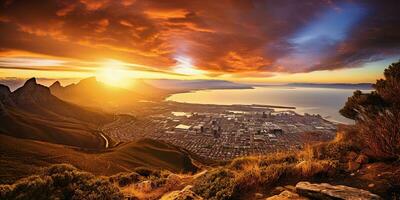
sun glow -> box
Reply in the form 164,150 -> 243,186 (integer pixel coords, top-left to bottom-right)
173,56 -> 205,76
97,59 -> 132,88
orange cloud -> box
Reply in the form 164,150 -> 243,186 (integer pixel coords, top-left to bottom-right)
0,0 -> 398,79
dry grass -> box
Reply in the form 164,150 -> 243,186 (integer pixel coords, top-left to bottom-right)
358,109 -> 400,160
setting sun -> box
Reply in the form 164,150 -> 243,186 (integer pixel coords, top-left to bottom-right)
97,59 -> 131,88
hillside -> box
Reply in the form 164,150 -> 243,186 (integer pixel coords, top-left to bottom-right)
0,134 -> 198,184
0,78 -> 111,149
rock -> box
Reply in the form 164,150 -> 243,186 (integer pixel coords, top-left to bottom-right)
347,151 -> 358,161
348,161 -> 361,171
368,183 -> 375,188
283,185 -> 296,192
271,186 -> 286,195
160,185 -> 203,200
356,154 -> 369,164
271,185 -> 296,196
136,180 -> 152,192
296,181 -> 382,200
266,190 -> 309,200
254,193 -> 263,199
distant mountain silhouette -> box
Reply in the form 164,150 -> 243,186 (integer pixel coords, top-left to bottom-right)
50,77 -> 166,111
146,79 -> 253,91
286,83 -> 373,90
0,78 -> 112,149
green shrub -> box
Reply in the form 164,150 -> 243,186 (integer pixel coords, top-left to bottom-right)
193,168 -> 236,200
0,164 -> 123,200
133,167 -> 160,178
109,172 -> 141,187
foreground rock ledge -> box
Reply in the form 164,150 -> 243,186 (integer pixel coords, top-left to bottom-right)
295,181 -> 382,200
160,185 -> 203,200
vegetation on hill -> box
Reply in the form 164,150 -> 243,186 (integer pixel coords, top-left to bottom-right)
0,135 -> 198,184
0,164 -> 123,200
340,60 -> 400,160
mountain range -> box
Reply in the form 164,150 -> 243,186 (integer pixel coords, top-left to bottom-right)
0,78 -> 198,183
145,79 -> 253,91
49,77 -> 168,112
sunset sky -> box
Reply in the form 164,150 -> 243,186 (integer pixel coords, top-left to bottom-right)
0,0 -> 399,86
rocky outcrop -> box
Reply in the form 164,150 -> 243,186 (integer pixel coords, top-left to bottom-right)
160,185 -> 203,200
267,182 -> 382,200
11,77 -> 54,106
295,182 -> 382,200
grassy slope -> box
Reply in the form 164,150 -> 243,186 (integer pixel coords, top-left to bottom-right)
0,108 -> 106,149
0,134 -> 198,184
101,138 -> 198,173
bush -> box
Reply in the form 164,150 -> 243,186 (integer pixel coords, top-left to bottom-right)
133,167 -> 160,178
0,164 -> 123,200
233,163 -> 262,192
193,168 -> 236,200
357,109 -> 400,160
258,152 -> 297,167
229,157 -> 259,170
109,172 -> 141,187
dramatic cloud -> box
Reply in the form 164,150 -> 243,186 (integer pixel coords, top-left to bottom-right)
0,0 -> 399,76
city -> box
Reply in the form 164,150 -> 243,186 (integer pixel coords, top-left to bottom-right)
102,102 -> 337,161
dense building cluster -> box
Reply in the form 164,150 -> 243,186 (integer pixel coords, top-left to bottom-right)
103,104 -> 337,161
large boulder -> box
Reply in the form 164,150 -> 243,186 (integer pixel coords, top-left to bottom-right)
296,182 -> 382,200
160,185 -> 203,200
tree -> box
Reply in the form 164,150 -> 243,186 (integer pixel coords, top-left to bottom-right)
340,60 -> 400,160
340,60 -> 400,120
374,61 -> 400,106
339,90 -> 386,120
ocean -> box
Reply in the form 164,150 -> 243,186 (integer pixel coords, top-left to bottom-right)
166,86 -> 371,124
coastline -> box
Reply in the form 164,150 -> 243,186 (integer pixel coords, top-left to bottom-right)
162,87 -> 355,124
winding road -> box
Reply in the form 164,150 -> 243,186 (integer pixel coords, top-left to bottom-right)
99,132 -> 109,148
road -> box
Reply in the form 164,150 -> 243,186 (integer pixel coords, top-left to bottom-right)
99,132 -> 109,148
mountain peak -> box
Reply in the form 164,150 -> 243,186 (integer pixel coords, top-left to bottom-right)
24,78 -> 37,86
11,77 -> 53,106
79,77 -> 97,84
50,81 -> 62,89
